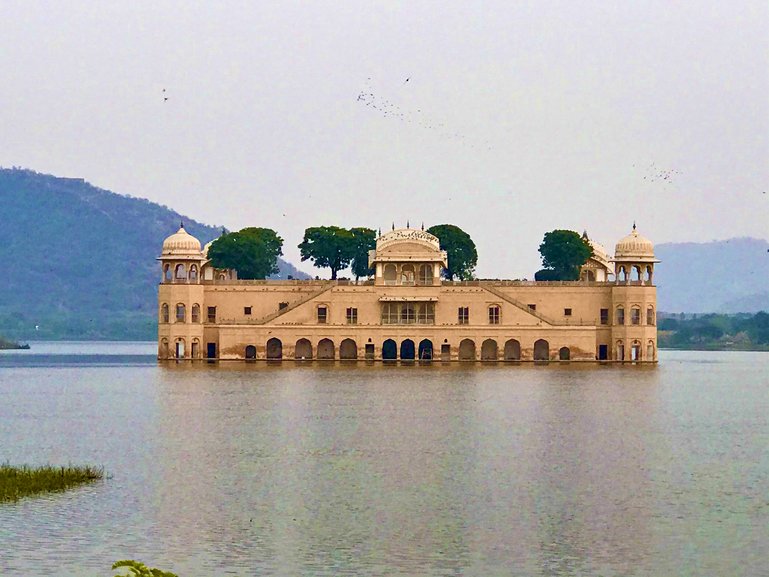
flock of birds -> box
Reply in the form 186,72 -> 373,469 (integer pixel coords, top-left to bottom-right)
356,77 -> 492,151
640,162 -> 680,184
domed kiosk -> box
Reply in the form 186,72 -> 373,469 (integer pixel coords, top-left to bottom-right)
612,224 -> 659,285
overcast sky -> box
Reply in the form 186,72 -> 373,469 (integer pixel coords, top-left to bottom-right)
2,1 -> 767,277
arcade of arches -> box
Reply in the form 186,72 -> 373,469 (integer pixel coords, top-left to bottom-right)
220,336 -> 627,361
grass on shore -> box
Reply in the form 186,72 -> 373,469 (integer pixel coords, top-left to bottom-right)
0,463 -> 105,503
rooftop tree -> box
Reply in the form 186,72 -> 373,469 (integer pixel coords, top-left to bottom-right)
349,227 -> 377,281
426,224 -> 478,280
535,229 -> 592,281
207,227 -> 283,279
298,226 -> 356,280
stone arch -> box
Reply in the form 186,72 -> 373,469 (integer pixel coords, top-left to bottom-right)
174,338 -> 185,359
191,338 -> 200,359
340,338 -> 357,360
533,339 -> 549,361
266,338 -> 282,360
459,339 -> 476,361
245,345 -> 257,360
559,346 -> 570,360
382,339 -> 397,360
295,338 -> 313,360
175,303 -> 186,323
191,304 -> 200,323
631,305 -> 641,325
400,339 -> 415,360
217,272 -> 227,281
631,265 -> 642,282
189,265 -> 198,281
317,338 -> 335,360
174,263 -> 187,280
618,266 -> 627,283
645,265 -> 653,284
160,303 -> 169,323
504,339 -> 521,361
401,264 -> 415,286
481,339 -> 498,360
647,305 -> 655,326
418,339 -> 433,360
616,305 -> 625,325
383,264 -> 397,284
631,340 -> 642,361
647,340 -> 655,361
163,264 -> 172,282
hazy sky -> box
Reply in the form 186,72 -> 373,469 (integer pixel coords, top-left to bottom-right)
2,1 -> 767,277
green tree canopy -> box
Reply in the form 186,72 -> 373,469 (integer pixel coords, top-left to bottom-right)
207,227 -> 283,279
426,224 -> 478,280
535,229 -> 593,281
298,226 -> 356,280
349,227 -> 377,281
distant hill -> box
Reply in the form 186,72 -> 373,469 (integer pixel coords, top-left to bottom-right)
655,238 -> 769,313
0,168 -> 309,340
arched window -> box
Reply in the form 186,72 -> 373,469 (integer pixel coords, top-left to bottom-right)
175,303 -> 186,323
401,264 -> 415,286
631,340 -> 641,361
418,264 -> 433,285
645,266 -> 653,284
191,304 -> 200,323
175,264 -> 187,280
191,339 -> 200,359
647,306 -> 655,326
618,266 -> 627,283
647,340 -> 655,361
631,266 -> 641,282
559,347 -> 570,360
616,340 -> 625,361
163,264 -> 172,282
488,305 -> 500,324
631,306 -> 641,325
616,306 -> 625,325
161,303 -> 169,323
189,265 -> 198,281
160,338 -> 168,358
217,273 -> 226,281
383,264 -> 397,285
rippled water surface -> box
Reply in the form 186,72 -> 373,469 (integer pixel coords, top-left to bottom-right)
1,343 -> 768,576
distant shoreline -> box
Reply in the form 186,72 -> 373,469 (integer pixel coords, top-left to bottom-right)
0,337 -> 29,350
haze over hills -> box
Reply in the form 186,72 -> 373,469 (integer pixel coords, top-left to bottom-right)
0,168 -> 308,340
0,168 -> 766,340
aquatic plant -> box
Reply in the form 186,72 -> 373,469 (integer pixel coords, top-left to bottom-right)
0,463 -> 104,503
111,560 -> 178,577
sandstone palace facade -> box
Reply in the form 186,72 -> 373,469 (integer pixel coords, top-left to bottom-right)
158,226 -> 658,362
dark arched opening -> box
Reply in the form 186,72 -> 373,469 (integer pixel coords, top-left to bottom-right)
317,338 -> 335,360
459,339 -> 476,361
504,339 -> 521,361
481,339 -> 498,361
245,345 -> 257,360
400,339 -> 415,360
340,339 -> 357,360
295,338 -> 312,360
418,339 -> 433,360
533,339 -> 549,361
382,339 -> 397,360
266,338 -> 282,360
559,347 -> 570,360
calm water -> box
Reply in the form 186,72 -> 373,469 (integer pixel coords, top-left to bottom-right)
1,343 -> 768,577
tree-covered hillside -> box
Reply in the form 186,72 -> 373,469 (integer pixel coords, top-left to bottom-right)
0,168 -> 308,340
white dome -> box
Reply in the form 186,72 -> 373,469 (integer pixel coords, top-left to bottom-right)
161,225 -> 202,256
614,225 -> 655,260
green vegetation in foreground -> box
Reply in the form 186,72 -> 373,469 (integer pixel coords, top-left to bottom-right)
658,311 -> 769,351
111,560 -> 178,577
0,463 -> 104,503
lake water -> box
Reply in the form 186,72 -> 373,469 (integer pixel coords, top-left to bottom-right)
1,343 -> 768,577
